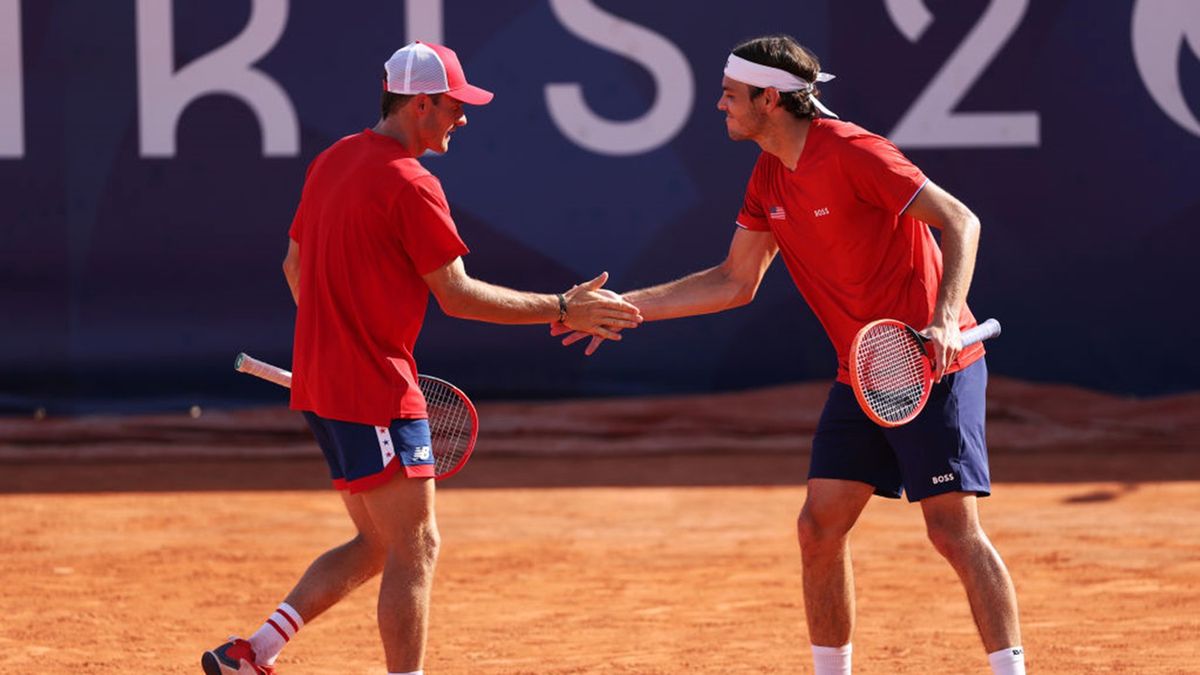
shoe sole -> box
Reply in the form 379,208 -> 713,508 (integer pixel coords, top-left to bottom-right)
200,651 -> 224,675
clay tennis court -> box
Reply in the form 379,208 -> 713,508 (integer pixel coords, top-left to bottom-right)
3,378 -> 1198,674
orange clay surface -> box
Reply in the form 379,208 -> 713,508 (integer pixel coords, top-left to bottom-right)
2,377 -> 1198,674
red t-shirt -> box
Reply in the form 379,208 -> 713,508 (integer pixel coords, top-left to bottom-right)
288,130 -> 469,426
737,119 -> 983,384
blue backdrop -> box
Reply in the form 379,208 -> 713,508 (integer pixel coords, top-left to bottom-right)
3,0 -> 1198,412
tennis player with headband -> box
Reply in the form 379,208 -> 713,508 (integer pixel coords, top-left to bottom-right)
556,35 -> 1025,674
200,41 -> 642,675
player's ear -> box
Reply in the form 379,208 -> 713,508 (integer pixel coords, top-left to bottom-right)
762,86 -> 780,110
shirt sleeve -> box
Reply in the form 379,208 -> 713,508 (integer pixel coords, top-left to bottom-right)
735,154 -> 770,231
396,175 -> 471,276
287,155 -> 322,243
287,203 -> 304,243
840,133 -> 928,215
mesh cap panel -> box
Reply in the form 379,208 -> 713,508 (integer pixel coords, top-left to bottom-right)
385,43 -> 449,95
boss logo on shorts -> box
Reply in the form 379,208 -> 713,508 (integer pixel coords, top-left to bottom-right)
412,445 -> 432,461
931,472 -> 956,485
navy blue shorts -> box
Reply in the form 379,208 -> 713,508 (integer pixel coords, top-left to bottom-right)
809,358 -> 991,502
302,412 -> 435,493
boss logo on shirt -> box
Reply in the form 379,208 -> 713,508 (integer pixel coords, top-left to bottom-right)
813,207 -> 830,217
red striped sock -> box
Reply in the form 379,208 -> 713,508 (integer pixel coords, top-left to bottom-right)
248,602 -> 304,665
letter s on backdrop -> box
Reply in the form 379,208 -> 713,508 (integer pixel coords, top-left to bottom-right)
545,0 -> 693,156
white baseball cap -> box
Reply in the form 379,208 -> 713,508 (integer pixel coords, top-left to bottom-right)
384,41 -> 494,105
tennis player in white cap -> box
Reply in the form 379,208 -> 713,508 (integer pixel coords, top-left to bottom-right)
201,41 -> 641,675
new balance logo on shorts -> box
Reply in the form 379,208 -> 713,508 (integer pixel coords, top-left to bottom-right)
413,445 -> 431,461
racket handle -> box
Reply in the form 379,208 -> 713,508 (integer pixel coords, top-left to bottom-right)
234,352 -> 294,388
961,318 -> 1001,347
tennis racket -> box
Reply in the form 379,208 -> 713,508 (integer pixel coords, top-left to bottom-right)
849,318 -> 1001,428
234,352 -> 478,479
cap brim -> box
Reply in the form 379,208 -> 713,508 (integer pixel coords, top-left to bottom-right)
447,83 -> 494,106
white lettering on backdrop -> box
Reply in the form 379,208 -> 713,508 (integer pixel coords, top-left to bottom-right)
544,0 -> 694,156
1,0 -> 24,158
136,0 -> 298,157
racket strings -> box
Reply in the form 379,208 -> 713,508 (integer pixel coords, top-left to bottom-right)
419,378 -> 474,475
855,324 -> 928,423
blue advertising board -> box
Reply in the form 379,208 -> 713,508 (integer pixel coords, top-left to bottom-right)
2,0 -> 1197,412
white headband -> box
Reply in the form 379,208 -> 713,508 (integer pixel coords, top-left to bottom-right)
724,53 -> 838,119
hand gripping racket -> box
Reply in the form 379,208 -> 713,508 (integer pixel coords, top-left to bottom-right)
849,318 -> 1001,428
234,353 -> 478,479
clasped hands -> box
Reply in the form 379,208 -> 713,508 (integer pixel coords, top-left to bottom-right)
554,272 -> 637,354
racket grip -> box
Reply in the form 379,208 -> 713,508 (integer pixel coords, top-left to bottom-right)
234,352 -> 293,388
961,318 -> 1001,347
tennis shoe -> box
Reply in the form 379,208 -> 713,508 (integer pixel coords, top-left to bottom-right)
200,637 -> 276,675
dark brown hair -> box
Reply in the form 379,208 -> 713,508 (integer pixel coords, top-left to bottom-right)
380,72 -> 442,118
731,35 -> 824,120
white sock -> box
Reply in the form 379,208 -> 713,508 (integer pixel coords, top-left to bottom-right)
988,646 -> 1026,675
812,643 -> 852,675
247,602 -> 304,665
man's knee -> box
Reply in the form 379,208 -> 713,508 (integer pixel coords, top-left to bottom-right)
925,517 -> 985,566
383,520 -> 440,574
350,533 -> 388,576
361,476 -> 439,567
796,508 -> 852,555
416,522 -> 440,569
797,481 -> 872,555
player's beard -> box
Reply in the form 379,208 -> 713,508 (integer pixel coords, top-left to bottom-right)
726,109 -> 767,142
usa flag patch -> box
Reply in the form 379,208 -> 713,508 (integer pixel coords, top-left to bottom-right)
769,205 -> 786,220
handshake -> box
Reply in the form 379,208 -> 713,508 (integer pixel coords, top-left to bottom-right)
552,271 -> 640,356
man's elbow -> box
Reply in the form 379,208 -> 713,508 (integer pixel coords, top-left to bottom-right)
717,263 -> 760,309
953,204 -> 981,236
430,285 -> 473,319
436,296 -> 469,319
964,210 -> 981,235
732,282 -> 759,308
959,212 -> 982,250
723,270 -> 759,308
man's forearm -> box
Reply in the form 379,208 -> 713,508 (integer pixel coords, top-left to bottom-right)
932,214 -> 980,324
624,265 -> 755,322
438,276 -> 559,324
